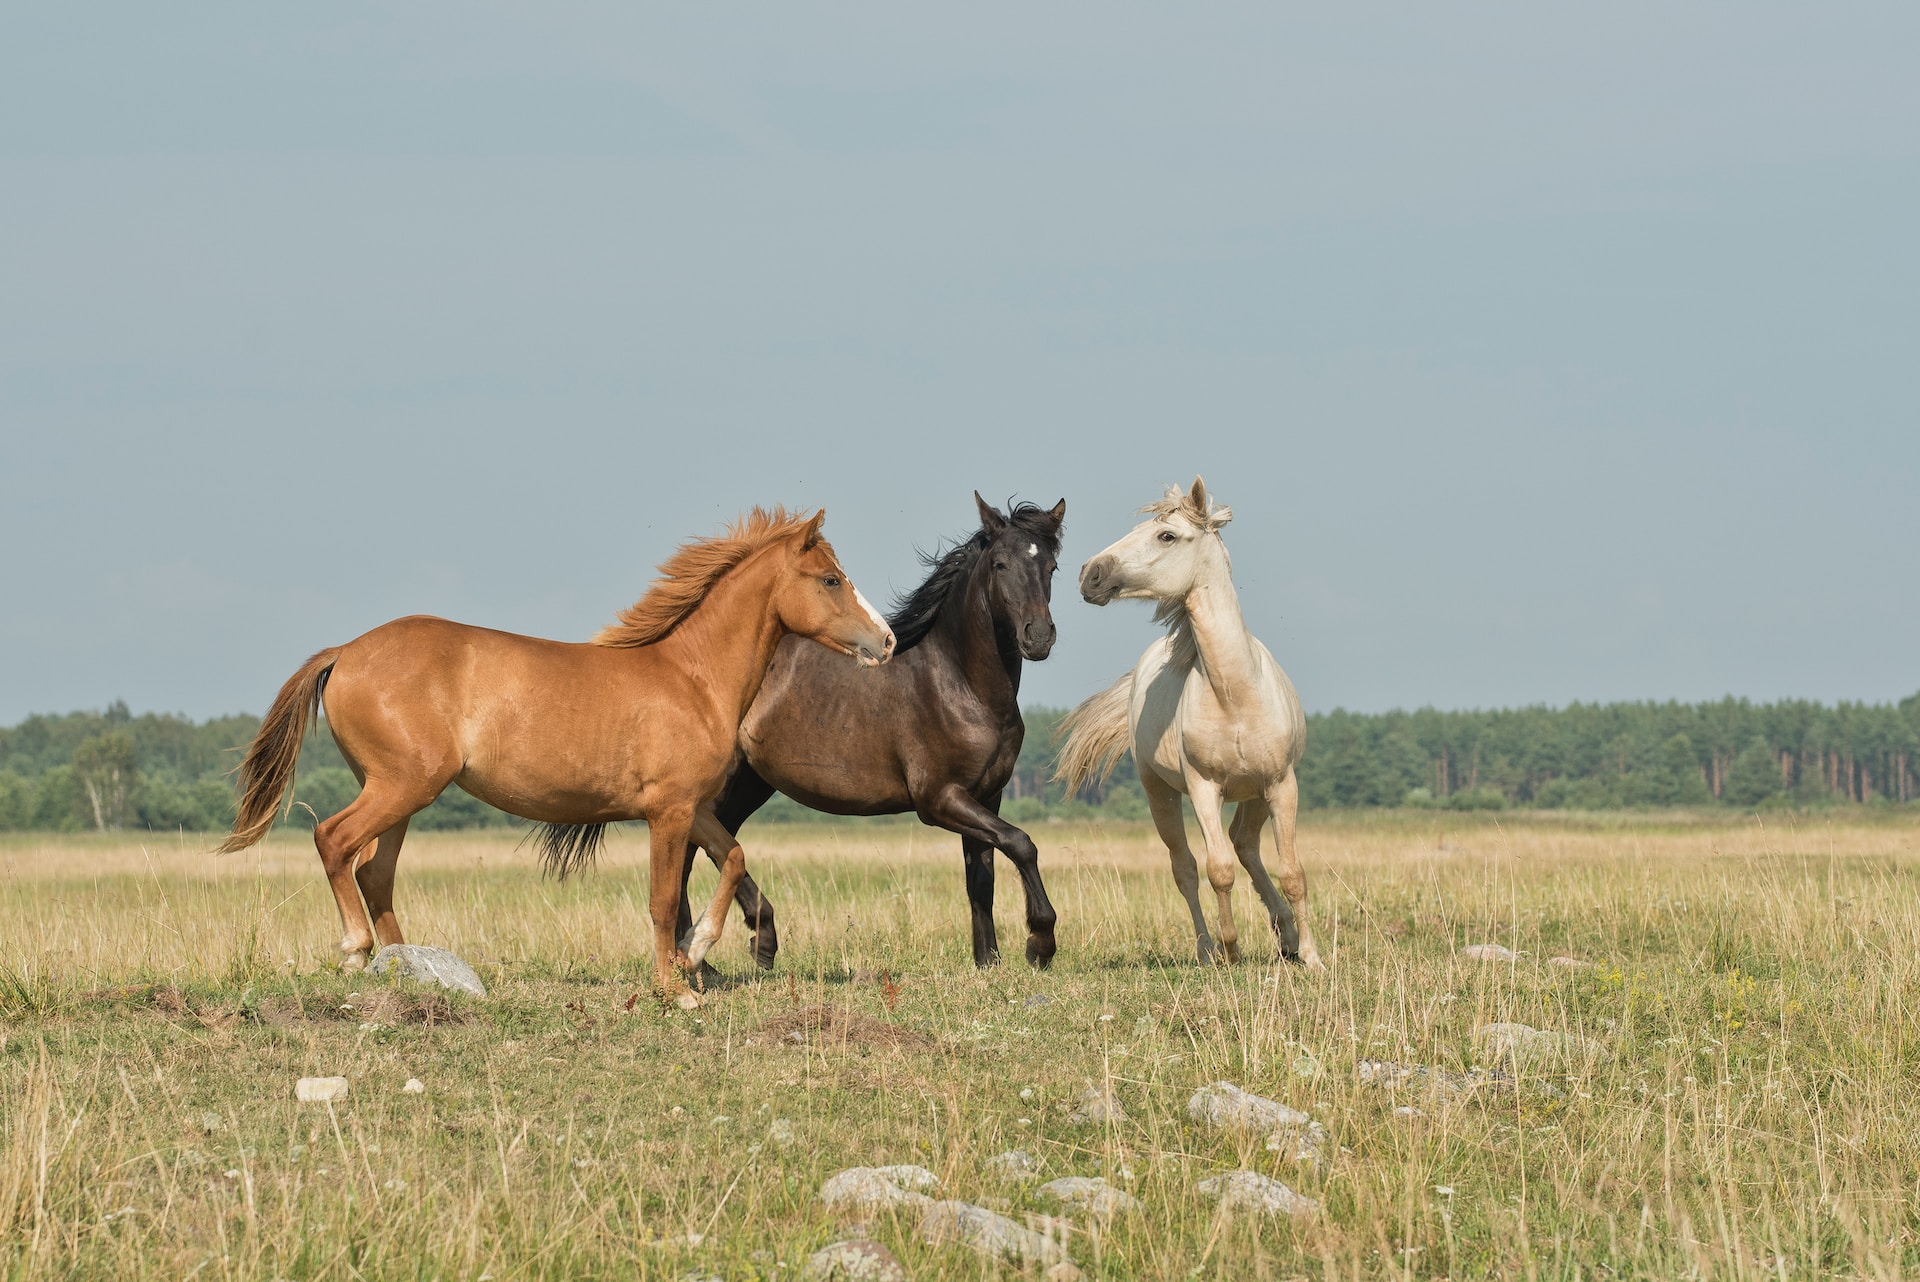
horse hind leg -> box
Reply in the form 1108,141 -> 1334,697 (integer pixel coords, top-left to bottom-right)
315,785 -> 431,969
353,819 -> 412,951
1228,798 -> 1297,955
1265,771 -> 1321,969
1143,771 -> 1213,963
681,809 -> 749,973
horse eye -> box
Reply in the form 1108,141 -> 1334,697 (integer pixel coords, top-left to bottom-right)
822,575 -> 841,588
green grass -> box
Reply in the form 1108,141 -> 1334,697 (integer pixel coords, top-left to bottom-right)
3,812 -> 1919,1279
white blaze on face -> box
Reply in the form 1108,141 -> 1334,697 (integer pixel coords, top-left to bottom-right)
852,585 -> 895,661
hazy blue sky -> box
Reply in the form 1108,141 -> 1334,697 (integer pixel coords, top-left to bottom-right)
2,4 -> 1915,724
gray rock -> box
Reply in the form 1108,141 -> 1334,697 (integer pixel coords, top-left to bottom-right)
820,1166 -> 939,1214
918,1199 -> 1070,1265
1188,1081 -> 1311,1133
804,1239 -> 909,1282
1459,943 -> 1516,962
986,1149 -> 1042,1181
1196,1170 -> 1319,1217
1190,1082 -> 1327,1162
1035,1176 -> 1140,1217
1067,1086 -> 1128,1126
368,944 -> 488,998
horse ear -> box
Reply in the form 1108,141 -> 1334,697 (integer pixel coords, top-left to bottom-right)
1047,498 -> 1066,527
973,491 -> 1007,533
801,510 -> 826,550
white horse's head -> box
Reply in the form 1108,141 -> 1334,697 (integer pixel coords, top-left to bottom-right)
1079,477 -> 1233,606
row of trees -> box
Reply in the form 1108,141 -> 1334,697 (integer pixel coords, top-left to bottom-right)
1010,694 -> 1920,814
2,693 -> 1916,833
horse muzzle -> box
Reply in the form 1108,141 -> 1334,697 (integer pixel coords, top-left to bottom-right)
1019,618 -> 1057,661
1079,556 -> 1118,606
853,627 -> 896,668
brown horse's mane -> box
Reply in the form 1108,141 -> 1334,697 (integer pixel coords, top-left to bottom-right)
592,507 -> 816,648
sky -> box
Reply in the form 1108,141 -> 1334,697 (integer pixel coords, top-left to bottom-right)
2,4 -> 1915,725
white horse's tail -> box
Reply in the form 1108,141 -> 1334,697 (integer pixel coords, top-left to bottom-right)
1055,671 -> 1135,796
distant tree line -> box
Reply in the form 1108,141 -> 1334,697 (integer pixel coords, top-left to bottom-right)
1014,694 -> 1920,814
1,692 -> 1915,833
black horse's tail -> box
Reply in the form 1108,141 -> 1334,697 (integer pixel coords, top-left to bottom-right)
533,823 -> 608,880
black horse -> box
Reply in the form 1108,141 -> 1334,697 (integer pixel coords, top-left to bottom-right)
678,493 -> 1066,968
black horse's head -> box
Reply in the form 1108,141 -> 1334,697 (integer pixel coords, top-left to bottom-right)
974,492 -> 1066,660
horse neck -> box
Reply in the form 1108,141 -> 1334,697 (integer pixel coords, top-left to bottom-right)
1174,539 -> 1262,703
933,553 -> 1022,707
652,547 -> 793,724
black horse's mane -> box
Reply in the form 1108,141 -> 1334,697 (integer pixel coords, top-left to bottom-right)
886,502 -> 1061,655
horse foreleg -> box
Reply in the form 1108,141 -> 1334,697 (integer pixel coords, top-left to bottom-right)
1184,774 -> 1241,964
1228,799 -> 1295,953
682,808 -> 748,972
1265,772 -> 1321,969
353,818 -> 412,950
647,809 -> 697,997
922,786 -> 1056,969
1143,771 -> 1212,963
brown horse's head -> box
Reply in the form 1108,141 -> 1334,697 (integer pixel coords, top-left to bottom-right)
975,492 -> 1066,660
773,511 -> 896,667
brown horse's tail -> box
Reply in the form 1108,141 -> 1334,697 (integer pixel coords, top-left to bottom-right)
218,647 -> 342,853
1054,670 -> 1135,797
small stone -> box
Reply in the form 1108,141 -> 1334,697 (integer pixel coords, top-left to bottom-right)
918,1198 -> 1070,1265
1191,1081 -> 1326,1161
1035,1175 -> 1141,1217
402,1078 -> 426,1094
1459,943 -> 1516,962
295,1077 -> 350,1103
1196,1169 -> 1318,1217
804,1238 -> 909,1282
1188,1081 -> 1312,1133
986,1149 -> 1042,1180
820,1166 -> 939,1213
367,944 -> 488,998
1067,1086 -> 1128,1126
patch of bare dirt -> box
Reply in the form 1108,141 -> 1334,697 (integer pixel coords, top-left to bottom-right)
752,1003 -> 936,1052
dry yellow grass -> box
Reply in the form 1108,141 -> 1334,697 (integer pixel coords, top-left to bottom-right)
3,810 -> 1919,1279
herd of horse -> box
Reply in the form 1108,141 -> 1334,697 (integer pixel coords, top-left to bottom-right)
223,479 -> 1319,997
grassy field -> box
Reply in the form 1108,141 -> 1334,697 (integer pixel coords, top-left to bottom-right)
3,810 -> 1919,1280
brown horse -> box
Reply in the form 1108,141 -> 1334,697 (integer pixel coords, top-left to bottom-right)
220,509 -> 894,995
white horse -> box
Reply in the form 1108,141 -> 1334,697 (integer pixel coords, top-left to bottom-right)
1057,478 -> 1321,967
